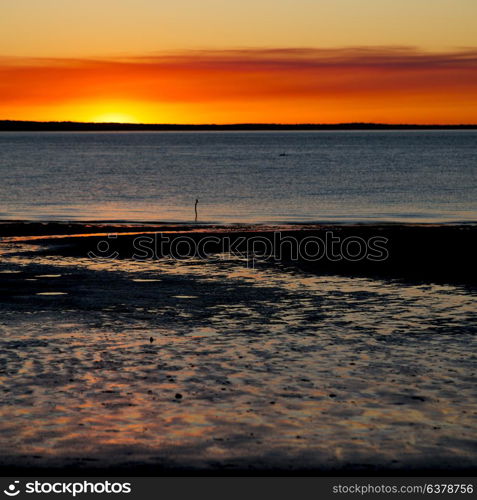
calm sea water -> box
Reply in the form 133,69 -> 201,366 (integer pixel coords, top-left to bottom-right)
0,130 -> 476,223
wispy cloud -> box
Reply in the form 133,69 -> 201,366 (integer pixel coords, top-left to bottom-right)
1,47 -> 476,122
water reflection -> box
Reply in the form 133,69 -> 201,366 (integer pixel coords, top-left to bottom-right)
0,246 -> 475,470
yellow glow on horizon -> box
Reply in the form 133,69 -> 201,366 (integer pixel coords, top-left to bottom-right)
76,100 -> 197,124
83,101 -> 142,123
81,100 -> 196,125
91,112 -> 138,124
82,101 -> 151,124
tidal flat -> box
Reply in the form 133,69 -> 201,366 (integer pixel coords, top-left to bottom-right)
0,224 -> 476,474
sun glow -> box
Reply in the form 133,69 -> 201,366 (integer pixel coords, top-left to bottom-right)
83,100 -> 183,124
83,100 -> 147,123
91,112 -> 138,124
82,101 -> 191,125
1,50 -> 476,125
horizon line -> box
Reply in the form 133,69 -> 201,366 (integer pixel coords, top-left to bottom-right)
1,120 -> 477,130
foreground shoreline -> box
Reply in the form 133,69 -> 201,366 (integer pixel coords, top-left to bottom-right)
2,221 -> 476,285
0,221 -> 476,475
1,220 -> 476,235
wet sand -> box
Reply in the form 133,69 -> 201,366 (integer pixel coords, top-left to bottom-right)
2,222 -> 476,285
0,223 -> 476,475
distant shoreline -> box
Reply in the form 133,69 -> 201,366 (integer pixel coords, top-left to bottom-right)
1,120 -> 477,131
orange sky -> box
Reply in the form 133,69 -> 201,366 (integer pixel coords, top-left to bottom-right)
1,48 -> 476,124
1,1 -> 477,123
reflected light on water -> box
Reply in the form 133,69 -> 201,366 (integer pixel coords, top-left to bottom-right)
0,244 -> 475,470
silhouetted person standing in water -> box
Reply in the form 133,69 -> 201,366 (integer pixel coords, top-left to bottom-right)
194,199 -> 199,222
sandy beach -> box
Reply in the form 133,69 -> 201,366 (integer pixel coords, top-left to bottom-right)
0,222 -> 475,475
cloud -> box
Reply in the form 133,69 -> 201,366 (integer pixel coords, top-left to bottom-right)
1,47 -> 476,123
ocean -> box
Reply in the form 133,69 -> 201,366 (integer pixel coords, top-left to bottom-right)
0,130 -> 476,223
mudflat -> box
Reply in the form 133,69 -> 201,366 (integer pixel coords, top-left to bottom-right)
0,223 -> 475,474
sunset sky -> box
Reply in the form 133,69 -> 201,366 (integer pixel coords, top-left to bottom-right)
1,0 -> 477,123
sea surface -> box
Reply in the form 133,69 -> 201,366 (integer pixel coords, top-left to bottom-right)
0,130 -> 476,223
